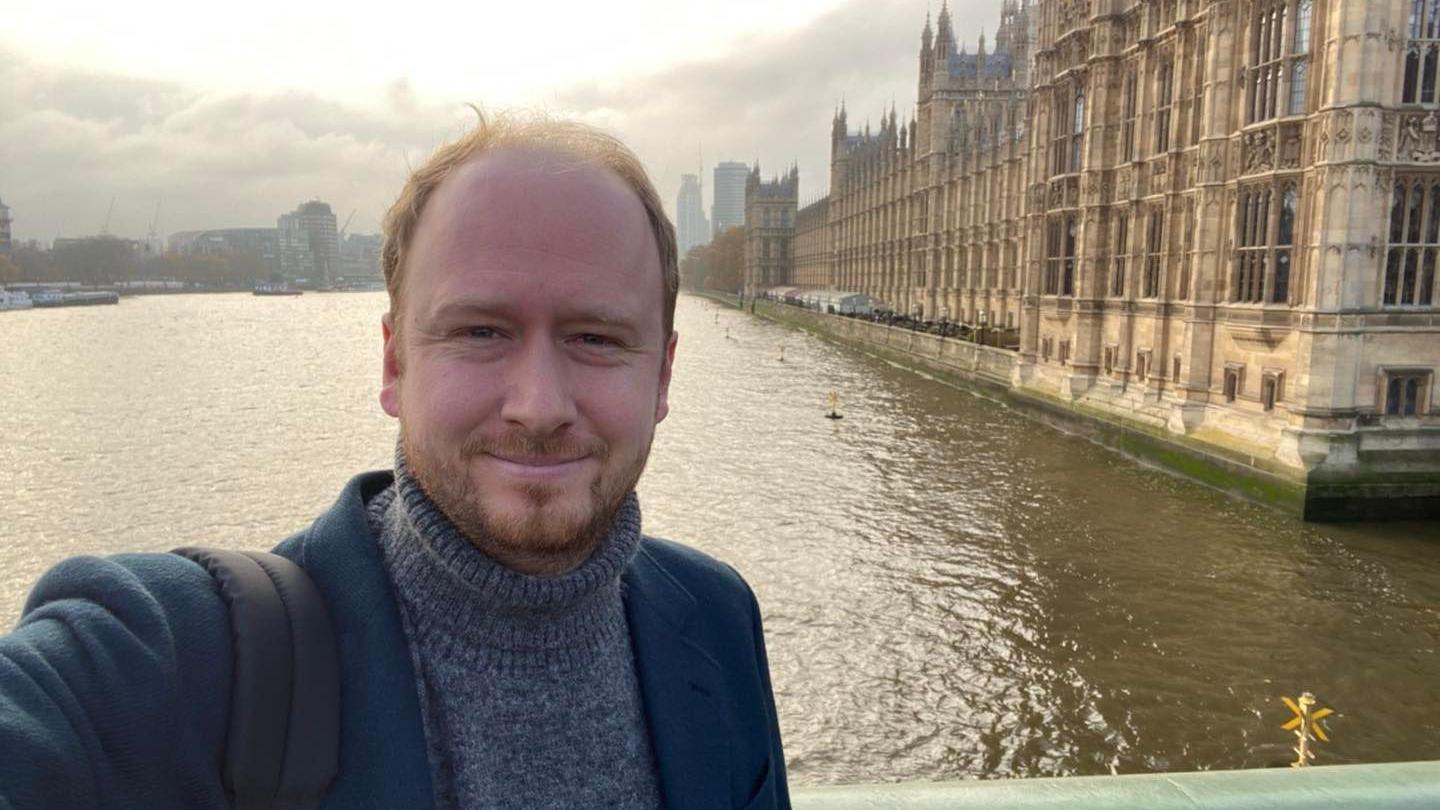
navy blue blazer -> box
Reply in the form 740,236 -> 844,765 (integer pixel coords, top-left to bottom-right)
0,471 -> 790,809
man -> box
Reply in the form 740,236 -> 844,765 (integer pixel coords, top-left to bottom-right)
0,114 -> 790,809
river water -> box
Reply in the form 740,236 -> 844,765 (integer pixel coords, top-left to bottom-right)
2,291 -> 1438,784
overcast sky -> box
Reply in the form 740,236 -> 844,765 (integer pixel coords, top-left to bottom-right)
1,0 -> 1001,244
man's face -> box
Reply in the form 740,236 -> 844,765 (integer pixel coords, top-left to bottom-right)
380,148 -> 676,573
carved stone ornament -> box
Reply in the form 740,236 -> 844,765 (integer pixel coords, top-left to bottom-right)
1334,110 -> 1353,143
1378,168 -> 1395,201
1211,1 -> 1232,35
1397,112 -> 1440,163
1244,130 -> 1275,173
1280,126 -> 1303,170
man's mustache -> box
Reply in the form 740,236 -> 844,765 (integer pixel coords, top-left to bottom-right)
460,432 -> 609,462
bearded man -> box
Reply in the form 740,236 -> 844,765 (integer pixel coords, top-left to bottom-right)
0,115 -> 790,810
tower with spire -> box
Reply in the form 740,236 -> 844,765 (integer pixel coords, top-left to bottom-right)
742,163 -> 800,296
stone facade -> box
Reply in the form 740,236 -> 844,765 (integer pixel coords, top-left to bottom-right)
1019,0 -> 1439,514
825,0 -> 1033,328
743,165 -> 799,295
764,0 -> 1440,516
794,197 -> 831,288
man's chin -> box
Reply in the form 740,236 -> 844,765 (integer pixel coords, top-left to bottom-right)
486,500 -> 591,550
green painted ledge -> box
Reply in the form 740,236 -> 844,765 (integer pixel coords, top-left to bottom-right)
791,761 -> 1440,809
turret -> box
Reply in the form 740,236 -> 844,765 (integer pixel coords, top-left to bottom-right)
935,1 -> 955,61
919,13 -> 935,94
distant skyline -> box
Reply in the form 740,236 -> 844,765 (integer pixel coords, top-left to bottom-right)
0,0 -> 1004,244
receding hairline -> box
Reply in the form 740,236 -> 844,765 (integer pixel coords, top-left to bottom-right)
381,113 -> 680,339
392,148 -> 663,319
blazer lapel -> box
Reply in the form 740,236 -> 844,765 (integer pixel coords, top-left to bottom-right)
624,544 -> 731,810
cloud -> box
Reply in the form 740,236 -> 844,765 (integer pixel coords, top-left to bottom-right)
0,0 -> 1001,243
559,0 -> 939,214
0,49 -> 461,242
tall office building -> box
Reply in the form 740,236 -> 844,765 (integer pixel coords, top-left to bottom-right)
711,161 -> 750,237
277,200 -> 339,284
676,174 -> 710,258
0,198 -> 12,254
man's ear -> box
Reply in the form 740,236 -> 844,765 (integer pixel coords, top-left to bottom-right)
655,330 -> 678,424
380,312 -> 401,418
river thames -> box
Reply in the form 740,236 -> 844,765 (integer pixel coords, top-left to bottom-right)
2,291 -> 1438,784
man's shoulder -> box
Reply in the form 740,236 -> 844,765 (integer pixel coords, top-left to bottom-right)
637,536 -> 751,589
22,550 -> 222,623
631,535 -> 760,626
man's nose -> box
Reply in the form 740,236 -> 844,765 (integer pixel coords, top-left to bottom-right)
500,339 -> 578,435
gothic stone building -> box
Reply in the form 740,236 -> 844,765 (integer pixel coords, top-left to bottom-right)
794,0 -> 1440,514
743,165 -> 799,295
793,197 -> 831,288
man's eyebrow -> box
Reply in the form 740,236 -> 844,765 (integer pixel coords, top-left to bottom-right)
426,300 -> 646,330
427,300 -> 505,322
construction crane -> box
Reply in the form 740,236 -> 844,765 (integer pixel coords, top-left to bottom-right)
101,197 -> 116,236
338,209 -> 356,241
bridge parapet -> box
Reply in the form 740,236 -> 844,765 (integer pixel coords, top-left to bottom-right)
791,760 -> 1440,809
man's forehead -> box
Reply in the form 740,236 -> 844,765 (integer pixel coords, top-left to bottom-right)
404,147 -> 666,332
419,148 -> 655,259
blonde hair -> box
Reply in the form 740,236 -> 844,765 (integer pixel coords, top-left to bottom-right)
381,110 -> 679,335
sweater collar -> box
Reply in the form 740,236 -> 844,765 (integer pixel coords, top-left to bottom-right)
377,447 -> 643,658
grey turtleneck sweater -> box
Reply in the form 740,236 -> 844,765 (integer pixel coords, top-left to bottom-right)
367,456 -> 664,810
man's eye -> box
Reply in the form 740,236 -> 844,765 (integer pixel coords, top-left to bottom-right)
464,327 -> 497,339
577,334 -> 617,347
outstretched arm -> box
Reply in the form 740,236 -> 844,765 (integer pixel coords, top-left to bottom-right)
0,553 -> 232,809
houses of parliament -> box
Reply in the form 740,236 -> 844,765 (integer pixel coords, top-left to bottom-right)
744,0 -> 1439,515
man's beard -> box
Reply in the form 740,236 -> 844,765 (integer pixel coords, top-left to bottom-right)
403,426 -> 650,573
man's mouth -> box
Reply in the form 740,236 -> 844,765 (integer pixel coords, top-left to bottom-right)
486,452 -> 591,481
491,453 -> 587,467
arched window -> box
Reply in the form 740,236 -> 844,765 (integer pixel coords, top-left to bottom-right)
1273,187 -> 1297,303
1071,90 -> 1086,171
1290,0 -> 1313,114
1405,0 -> 1440,104
1121,67 -> 1138,161
1234,184 -> 1302,304
1384,176 -> 1440,306
1155,59 -> 1174,153
1144,208 -> 1165,298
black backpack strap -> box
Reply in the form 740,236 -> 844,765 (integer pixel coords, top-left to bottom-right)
173,547 -> 340,810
